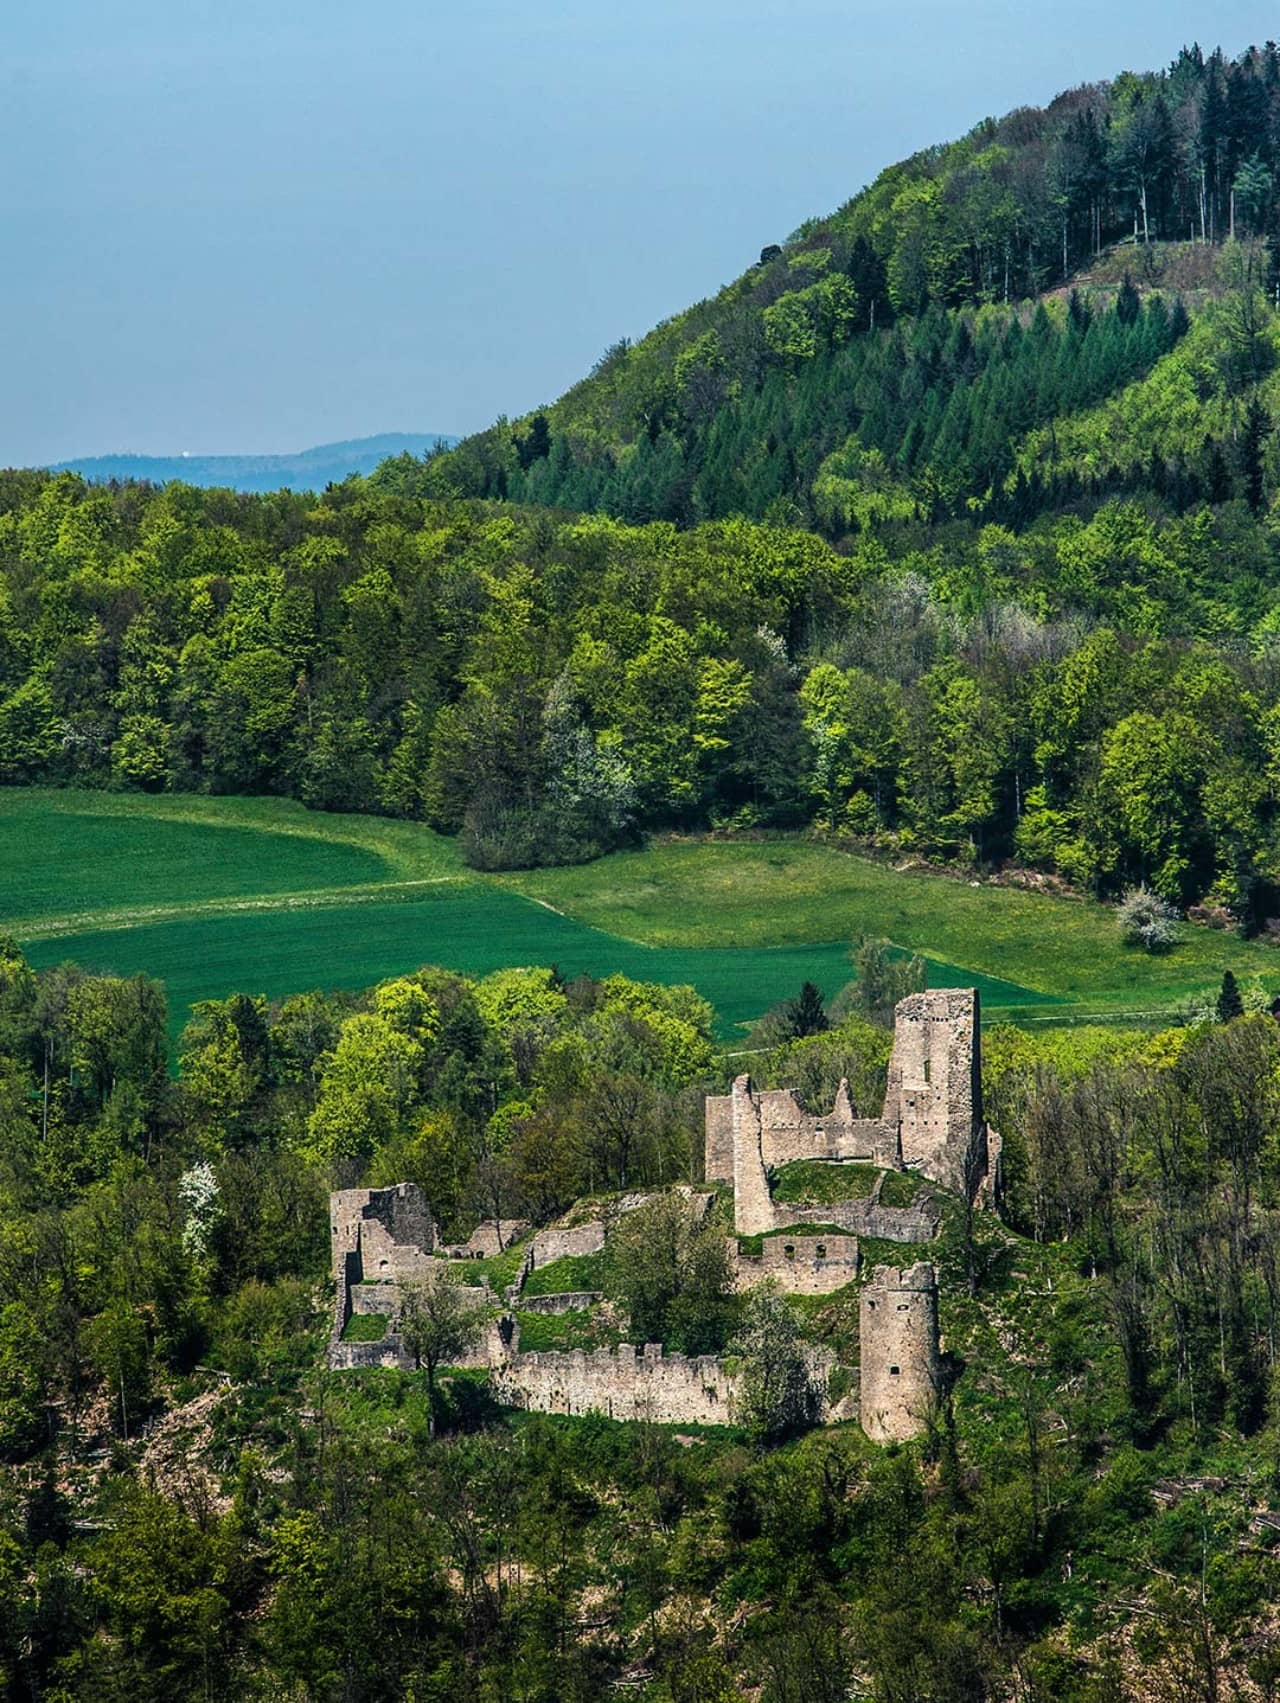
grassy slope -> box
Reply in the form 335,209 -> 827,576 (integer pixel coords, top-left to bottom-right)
4,792 -> 1276,1042
2,791 -> 463,936
505,839 -> 1279,1011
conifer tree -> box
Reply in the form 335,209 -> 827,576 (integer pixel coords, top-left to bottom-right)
784,981 -> 829,1039
1239,396 -> 1270,512
1218,970 -> 1245,1023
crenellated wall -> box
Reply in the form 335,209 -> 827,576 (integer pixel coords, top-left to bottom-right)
491,1342 -> 742,1425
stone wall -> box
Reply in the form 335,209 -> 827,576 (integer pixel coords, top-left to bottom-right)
331,1184 -> 437,1284
706,1079 -> 900,1189
762,1186 -> 940,1244
329,1338 -> 408,1371
709,987 -> 995,1230
330,1183 -> 438,1351
531,1221 -> 607,1264
519,1291 -> 603,1315
440,1219 -> 530,1259
733,1234 -> 860,1294
491,1342 -> 742,1425
350,1282 -> 399,1315
858,1262 -> 941,1443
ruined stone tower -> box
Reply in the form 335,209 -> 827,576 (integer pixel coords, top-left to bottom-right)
858,1262 -> 941,1443
882,988 -> 987,1197
705,987 -> 996,1221
329,1183 -> 439,1364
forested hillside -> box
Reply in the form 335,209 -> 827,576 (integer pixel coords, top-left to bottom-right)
7,470 -> 1280,917
7,940 -> 1280,1696
14,41 -> 1280,1702
10,43 -> 1280,924
419,42 -> 1280,529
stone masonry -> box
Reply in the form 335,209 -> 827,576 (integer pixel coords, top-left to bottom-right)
329,1183 -> 440,1368
488,1327 -> 858,1428
323,988 -> 989,1442
858,1262 -> 942,1443
705,987 -> 998,1231
491,1342 -> 743,1425
732,1232 -> 861,1294
324,1184 -> 941,1439
883,989 -> 991,1197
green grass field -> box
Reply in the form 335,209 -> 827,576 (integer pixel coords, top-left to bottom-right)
3,789 -> 1276,1046
502,839 -> 1280,1008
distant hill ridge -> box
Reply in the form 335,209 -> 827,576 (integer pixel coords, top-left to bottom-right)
51,433 -> 457,494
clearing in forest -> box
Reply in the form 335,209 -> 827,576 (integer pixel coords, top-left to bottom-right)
2,790 -> 1273,1041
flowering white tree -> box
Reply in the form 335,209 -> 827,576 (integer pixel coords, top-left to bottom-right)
178,1161 -> 221,1261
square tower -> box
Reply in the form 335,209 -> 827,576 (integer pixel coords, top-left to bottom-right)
882,988 -> 984,1195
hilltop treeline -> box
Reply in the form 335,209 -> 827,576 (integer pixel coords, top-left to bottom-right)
7,471 -> 1280,912
418,41 -> 1280,527
6,936 -> 1280,1696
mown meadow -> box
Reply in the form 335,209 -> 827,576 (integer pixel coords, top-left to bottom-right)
5,789 -> 1276,1044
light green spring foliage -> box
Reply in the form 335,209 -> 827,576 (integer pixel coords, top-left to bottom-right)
1013,289 -> 1280,486
472,967 -> 568,1059
8,930 -> 1280,1693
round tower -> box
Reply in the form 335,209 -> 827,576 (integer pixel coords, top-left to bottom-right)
859,1262 -> 941,1443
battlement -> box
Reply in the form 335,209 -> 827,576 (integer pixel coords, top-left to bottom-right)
491,1341 -> 742,1425
866,1260 -> 938,1292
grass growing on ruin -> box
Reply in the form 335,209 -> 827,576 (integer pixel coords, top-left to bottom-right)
771,1161 -> 879,1204
522,1254 -> 607,1296
341,1313 -> 390,1343
452,1244 -> 529,1290
878,1170 -> 926,1207
513,1309 -> 625,1352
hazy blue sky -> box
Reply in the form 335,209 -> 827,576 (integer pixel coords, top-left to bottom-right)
3,1 -> 1276,465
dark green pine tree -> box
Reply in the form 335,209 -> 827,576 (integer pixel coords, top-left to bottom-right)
1238,396 -> 1270,513
1115,273 -> 1141,328
785,981 -> 830,1039
1218,970 -> 1245,1023
1205,440 -> 1233,504
516,412 -> 552,471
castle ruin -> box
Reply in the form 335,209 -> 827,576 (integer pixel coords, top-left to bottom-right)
705,987 -> 998,1232
330,1183 -> 444,1370
325,992 -> 987,1441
